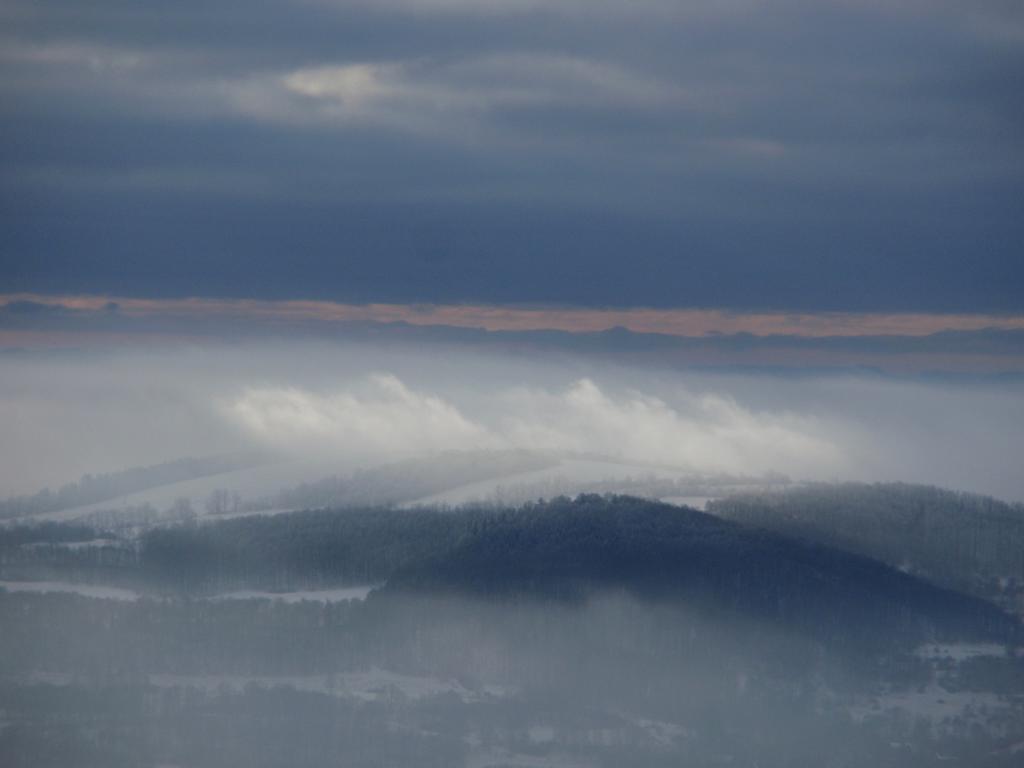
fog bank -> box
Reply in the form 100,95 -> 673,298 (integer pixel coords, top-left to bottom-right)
1,341 -> 1022,501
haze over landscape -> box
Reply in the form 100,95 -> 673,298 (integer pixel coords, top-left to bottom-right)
1,1 -> 1023,766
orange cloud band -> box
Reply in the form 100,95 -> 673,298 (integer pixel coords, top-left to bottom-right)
3,293 -> 1024,339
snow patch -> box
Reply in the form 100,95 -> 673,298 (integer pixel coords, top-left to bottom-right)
0,580 -> 139,601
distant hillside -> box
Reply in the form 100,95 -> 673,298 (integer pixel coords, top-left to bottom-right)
708,483 -> 1024,611
262,450 -> 554,511
10,493 -> 1018,654
0,453 -> 269,520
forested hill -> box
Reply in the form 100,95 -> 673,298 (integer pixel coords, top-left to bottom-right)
10,494 -> 1019,654
389,495 -> 1018,650
708,483 -> 1024,608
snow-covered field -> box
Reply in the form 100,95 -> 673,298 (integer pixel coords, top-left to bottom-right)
6,459 -> 342,525
147,668 -> 511,703
466,748 -> 591,768
659,496 -> 714,510
2,451 -> 788,535
210,586 -> 377,603
848,643 -> 1023,736
0,580 -> 140,601
850,685 -> 1017,733
0,580 -> 377,604
915,643 -> 1007,662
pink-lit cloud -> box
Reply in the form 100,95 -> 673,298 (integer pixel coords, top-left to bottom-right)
4,293 -> 1024,339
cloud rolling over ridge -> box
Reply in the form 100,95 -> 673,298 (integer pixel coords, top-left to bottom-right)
1,341 -> 1021,502
228,375 -> 842,478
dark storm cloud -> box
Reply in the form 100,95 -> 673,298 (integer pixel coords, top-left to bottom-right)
1,0 -> 1022,310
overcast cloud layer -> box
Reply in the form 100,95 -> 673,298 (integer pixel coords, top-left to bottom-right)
1,1 -> 1022,310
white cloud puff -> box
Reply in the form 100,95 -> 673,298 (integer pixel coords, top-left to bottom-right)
497,378 -> 842,475
227,374 -> 844,477
229,374 -> 496,457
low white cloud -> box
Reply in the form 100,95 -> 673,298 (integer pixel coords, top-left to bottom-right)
1,342 -> 1022,501
499,379 -> 841,475
226,373 -> 844,477
230,374 -> 496,457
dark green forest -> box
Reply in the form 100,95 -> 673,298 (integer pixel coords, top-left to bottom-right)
709,483 -> 1024,611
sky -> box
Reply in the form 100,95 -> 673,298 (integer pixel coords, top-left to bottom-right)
1,0 -> 1022,312
1,2 -> 1023,503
